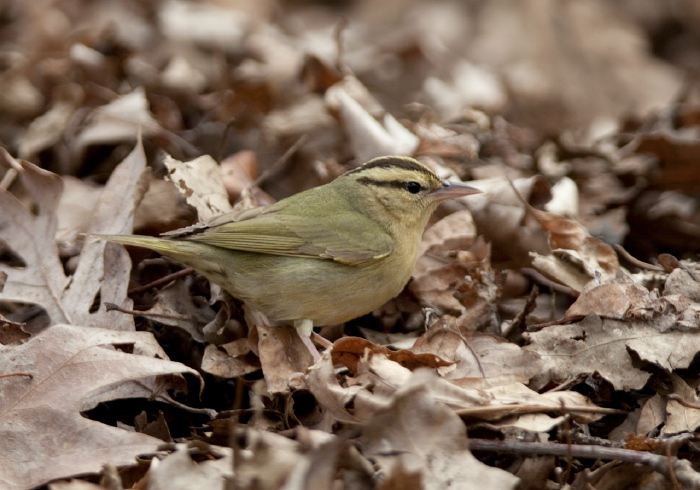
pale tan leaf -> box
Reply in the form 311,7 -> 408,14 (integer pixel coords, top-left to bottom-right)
565,272 -> 663,321
527,310 -> 700,391
663,374 -> 700,435
74,88 -> 161,151
525,315 -> 652,391
0,141 -> 146,329
66,139 -> 148,329
326,77 -> 419,161
163,153 -> 234,221
254,321 -> 314,394
361,380 -> 519,490
413,328 -> 542,382
146,443 -> 233,490
637,395 -> 666,436
0,324 -> 199,490
201,340 -> 260,378
19,95 -> 77,159
0,149 -> 68,324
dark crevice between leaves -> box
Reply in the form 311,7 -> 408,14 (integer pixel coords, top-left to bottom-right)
0,239 -> 26,267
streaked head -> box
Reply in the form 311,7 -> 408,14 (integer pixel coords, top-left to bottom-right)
341,156 -> 480,229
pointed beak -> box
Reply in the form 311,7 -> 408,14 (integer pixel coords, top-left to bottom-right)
431,179 -> 482,201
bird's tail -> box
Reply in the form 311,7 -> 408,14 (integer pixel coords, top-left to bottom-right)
88,234 -> 213,268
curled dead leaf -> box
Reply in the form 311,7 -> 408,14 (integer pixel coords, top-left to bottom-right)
331,337 -> 454,375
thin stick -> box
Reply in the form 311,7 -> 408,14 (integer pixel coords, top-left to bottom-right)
666,441 -> 682,490
0,168 -> 18,190
0,372 -> 33,379
613,244 -> 663,271
104,302 -> 197,323
560,401 -> 573,484
456,404 -> 625,417
127,267 -> 194,295
467,437 -> 700,487
252,135 -> 308,188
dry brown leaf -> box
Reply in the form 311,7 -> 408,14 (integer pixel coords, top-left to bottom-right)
264,94 -> 336,142
465,0 -> 680,132
413,327 -> 543,382
412,237 -> 501,330
56,177 -> 103,241
326,77 -> 419,161
0,323 -> 199,490
73,88 -> 161,153
526,313 -> 700,391
623,434 -> 665,452
636,394 -> 666,436
564,272 -> 663,321
665,267 -> 700,302
133,176 -> 186,231
376,463 -> 423,490
141,279 -> 216,343
159,0 -> 249,52
277,432 -> 343,490
331,336 -> 390,374
0,141 -> 146,329
663,373 -> 700,434
422,61 -> 506,121
331,336 -> 453,375
634,132 -> 700,192
528,208 -> 620,293
220,150 -> 259,200
572,461 -> 661,490
18,92 -> 78,160
0,315 -> 29,346
305,355 -> 364,425
361,380 -> 519,490
163,153 -> 234,221
146,443 -> 233,490
419,209 -> 478,258
201,340 -> 260,379
410,260 -> 471,313
254,322 -> 314,394
0,150 -> 66,324
48,480 -> 106,490
473,383 -> 604,427
464,176 -> 551,268
232,428 -> 305,490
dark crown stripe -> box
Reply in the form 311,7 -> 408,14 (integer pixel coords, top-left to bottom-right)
356,177 -> 407,189
346,156 -> 434,178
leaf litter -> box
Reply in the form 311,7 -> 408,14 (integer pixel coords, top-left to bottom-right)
2,1 -> 700,489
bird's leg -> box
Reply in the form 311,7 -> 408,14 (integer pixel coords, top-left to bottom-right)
312,332 -> 333,349
294,319 -> 321,360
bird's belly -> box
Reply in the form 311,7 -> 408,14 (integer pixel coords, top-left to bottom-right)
230,254 -> 412,326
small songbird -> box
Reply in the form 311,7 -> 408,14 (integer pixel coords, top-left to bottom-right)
94,156 -> 480,356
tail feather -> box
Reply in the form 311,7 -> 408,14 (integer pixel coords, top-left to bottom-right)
89,234 -> 211,266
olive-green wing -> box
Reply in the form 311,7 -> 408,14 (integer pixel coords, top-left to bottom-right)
184,211 -> 393,265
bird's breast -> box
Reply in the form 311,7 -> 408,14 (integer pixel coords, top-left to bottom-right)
226,243 -> 419,327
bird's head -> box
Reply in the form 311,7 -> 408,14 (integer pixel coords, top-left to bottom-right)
340,156 -> 480,233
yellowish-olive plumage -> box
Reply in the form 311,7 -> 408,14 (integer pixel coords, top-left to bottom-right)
96,156 -> 479,340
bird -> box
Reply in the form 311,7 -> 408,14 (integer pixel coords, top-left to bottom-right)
93,156 -> 480,357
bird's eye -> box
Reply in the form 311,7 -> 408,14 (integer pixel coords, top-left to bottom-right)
405,181 -> 422,194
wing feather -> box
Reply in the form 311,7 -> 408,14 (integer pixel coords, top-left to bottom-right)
184,211 -> 393,265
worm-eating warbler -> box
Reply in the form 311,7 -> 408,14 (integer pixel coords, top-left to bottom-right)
95,156 -> 480,350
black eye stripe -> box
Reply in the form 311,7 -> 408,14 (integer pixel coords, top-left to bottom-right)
356,177 -> 426,193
